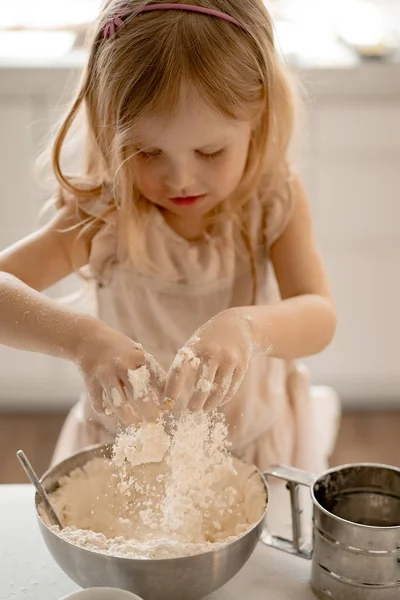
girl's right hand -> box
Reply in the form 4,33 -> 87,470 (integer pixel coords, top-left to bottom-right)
75,319 -> 166,424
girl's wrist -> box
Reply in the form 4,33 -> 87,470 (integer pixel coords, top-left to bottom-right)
66,314 -> 106,364
219,306 -> 256,342
225,306 -> 271,355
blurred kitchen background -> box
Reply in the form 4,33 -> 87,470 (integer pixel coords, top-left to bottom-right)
0,0 -> 399,481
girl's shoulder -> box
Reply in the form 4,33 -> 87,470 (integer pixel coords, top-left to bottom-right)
52,180 -> 118,280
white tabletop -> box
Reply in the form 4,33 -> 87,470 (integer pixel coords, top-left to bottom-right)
1,485 -> 316,600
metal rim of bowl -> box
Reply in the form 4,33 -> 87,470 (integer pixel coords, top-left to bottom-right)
60,588 -> 143,600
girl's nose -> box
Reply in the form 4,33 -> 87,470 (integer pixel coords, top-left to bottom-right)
165,159 -> 196,195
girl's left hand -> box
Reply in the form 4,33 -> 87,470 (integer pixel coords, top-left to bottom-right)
164,309 -> 254,412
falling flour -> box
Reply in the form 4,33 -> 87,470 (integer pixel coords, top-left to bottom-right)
113,423 -> 170,469
41,412 -> 266,559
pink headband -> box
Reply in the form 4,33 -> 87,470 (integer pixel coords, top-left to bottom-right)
103,3 -> 244,39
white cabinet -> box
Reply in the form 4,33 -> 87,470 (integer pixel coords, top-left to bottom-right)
314,161 -> 400,241
0,65 -> 400,409
313,104 -> 400,156
305,102 -> 400,406
0,99 -> 40,243
0,99 -> 51,400
0,93 -> 83,408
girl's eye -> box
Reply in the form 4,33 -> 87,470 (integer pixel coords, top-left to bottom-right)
196,149 -> 225,161
137,150 -> 162,160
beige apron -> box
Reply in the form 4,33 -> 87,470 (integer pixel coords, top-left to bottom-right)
53,194 -> 340,474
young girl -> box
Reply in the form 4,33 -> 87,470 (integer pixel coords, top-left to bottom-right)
0,0 -> 338,474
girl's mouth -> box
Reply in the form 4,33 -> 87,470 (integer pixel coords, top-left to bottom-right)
168,195 -> 206,206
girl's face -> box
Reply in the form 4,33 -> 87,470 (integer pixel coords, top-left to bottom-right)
133,90 -> 252,223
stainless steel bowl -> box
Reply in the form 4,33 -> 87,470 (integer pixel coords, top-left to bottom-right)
36,443 -> 268,600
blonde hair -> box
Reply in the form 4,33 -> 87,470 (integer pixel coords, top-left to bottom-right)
52,0 -> 296,280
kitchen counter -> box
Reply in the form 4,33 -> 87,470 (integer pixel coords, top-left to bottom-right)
1,484 -> 316,600
1,52 -> 400,100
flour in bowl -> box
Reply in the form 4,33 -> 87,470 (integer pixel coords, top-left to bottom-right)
41,412 -> 266,559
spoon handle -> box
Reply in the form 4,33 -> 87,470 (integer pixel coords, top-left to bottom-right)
16,450 -> 63,530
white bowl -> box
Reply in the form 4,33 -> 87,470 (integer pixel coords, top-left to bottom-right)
61,588 -> 143,600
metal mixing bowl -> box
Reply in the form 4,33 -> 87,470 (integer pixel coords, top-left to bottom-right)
36,443 -> 269,600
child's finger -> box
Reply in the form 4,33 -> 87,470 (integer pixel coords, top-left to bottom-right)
102,382 -> 136,424
144,352 -> 167,394
113,382 -> 140,424
100,388 -> 114,417
203,367 -> 233,412
116,370 -> 144,422
147,368 -> 166,408
88,380 -> 108,416
187,360 -> 218,412
163,359 -> 194,409
119,370 -> 135,403
136,388 -> 162,423
125,365 -> 161,422
220,368 -> 244,406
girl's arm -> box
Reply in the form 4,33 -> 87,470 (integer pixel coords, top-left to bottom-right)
0,206 -> 95,359
0,207 -> 165,423
236,176 -> 336,359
